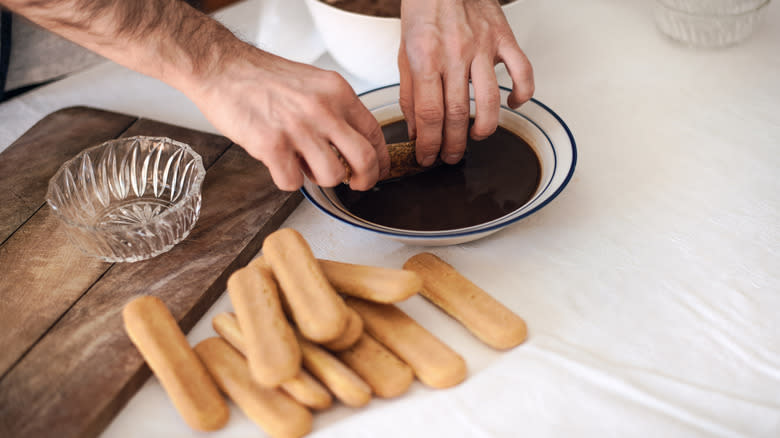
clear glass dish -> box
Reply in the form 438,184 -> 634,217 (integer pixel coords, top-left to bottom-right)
654,0 -> 771,47
46,136 -> 205,262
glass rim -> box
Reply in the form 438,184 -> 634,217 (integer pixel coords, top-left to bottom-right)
45,135 -> 206,233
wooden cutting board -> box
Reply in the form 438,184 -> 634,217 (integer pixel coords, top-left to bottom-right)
0,107 -> 303,438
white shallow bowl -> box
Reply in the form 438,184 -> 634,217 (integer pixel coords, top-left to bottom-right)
303,0 -> 535,85
301,84 -> 577,246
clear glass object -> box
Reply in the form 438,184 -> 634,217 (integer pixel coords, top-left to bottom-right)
654,0 -> 771,47
46,136 -> 205,263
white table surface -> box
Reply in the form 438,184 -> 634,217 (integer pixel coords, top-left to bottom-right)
2,0 -> 779,437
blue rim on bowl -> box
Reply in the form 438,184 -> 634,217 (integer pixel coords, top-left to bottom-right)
301,84 -> 577,245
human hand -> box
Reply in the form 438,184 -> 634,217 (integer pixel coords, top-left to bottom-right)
0,0 -> 388,191
398,0 -> 534,166
186,44 -> 390,191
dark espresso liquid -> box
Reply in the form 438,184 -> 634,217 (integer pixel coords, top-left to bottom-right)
333,119 -> 541,231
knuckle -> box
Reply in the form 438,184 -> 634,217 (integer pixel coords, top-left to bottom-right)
240,140 -> 266,162
446,102 -> 471,123
304,95 -> 330,116
318,71 -> 352,99
273,173 -> 302,192
364,122 -> 384,147
282,117 -> 310,140
514,84 -> 534,104
416,104 -> 444,124
321,69 -> 345,87
348,147 -> 376,175
448,39 -> 473,60
497,32 -> 519,50
319,170 -> 345,188
516,59 -> 534,80
261,134 -> 287,157
483,89 -> 501,108
476,20 -> 492,36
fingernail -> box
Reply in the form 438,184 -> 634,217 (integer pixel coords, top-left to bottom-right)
444,153 -> 462,164
421,155 -> 436,167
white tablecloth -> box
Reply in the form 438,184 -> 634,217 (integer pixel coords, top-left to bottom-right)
2,1 -> 778,437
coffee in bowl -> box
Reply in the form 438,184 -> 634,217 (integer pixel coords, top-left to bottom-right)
302,84 -> 576,246
333,118 -> 541,231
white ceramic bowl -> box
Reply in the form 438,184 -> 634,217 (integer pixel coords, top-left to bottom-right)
654,0 -> 771,47
303,0 -> 535,84
301,84 -> 577,246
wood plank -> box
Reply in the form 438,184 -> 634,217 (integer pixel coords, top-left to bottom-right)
0,106 -> 137,244
0,117 -> 233,379
0,145 -> 302,438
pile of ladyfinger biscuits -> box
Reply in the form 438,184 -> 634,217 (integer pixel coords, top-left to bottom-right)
122,228 -> 527,438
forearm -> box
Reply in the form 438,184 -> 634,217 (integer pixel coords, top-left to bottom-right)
0,0 -> 242,92
1,0 -> 389,191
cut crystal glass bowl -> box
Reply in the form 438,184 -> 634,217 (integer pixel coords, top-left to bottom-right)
46,136 -> 205,262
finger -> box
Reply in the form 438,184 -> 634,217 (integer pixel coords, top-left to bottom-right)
295,134 -> 347,188
398,45 -> 416,140
261,136 -> 304,191
412,71 -> 444,167
441,66 -> 470,164
345,96 -> 390,181
329,120 -> 380,191
498,41 -> 534,109
469,53 -> 500,141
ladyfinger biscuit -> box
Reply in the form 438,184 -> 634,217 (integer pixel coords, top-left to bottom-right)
212,312 -> 332,410
318,259 -> 422,303
212,312 -> 245,353
322,306 -> 363,351
404,252 -> 527,350
123,296 -> 229,431
346,297 -> 467,389
298,334 -> 372,408
337,333 -> 415,398
263,228 -> 348,342
249,255 -> 271,271
227,265 -> 301,387
279,368 -> 334,411
195,338 -> 312,438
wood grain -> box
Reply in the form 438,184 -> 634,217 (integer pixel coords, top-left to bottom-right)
0,144 -> 301,438
0,107 -> 136,244
0,109 -> 301,438
0,117 -> 232,379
